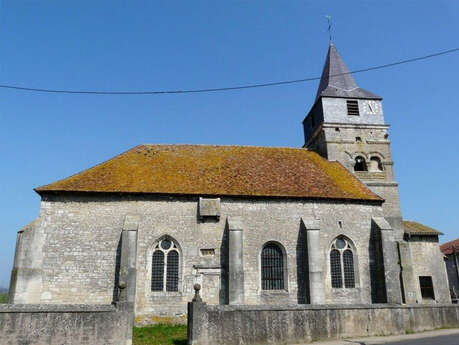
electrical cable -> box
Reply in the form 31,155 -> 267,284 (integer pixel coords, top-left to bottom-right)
0,47 -> 457,95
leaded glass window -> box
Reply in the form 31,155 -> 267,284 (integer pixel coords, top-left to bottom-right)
330,237 -> 356,289
151,238 -> 180,292
261,243 -> 285,290
166,251 -> 179,292
343,249 -> 355,288
151,251 -> 164,291
330,249 -> 342,288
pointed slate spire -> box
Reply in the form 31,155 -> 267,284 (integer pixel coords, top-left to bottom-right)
315,43 -> 381,100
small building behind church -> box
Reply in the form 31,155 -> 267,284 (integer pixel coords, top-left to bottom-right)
8,43 -> 451,323
441,238 -> 459,303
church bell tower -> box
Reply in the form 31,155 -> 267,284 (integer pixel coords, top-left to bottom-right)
303,43 -> 403,239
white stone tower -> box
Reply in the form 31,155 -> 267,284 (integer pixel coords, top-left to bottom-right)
303,43 -> 403,240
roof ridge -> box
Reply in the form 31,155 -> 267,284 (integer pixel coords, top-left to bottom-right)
139,143 -> 314,151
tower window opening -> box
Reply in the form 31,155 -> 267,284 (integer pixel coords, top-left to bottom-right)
355,137 -> 362,142
419,276 -> 435,300
346,100 -> 360,116
369,157 -> 383,172
354,156 -> 367,172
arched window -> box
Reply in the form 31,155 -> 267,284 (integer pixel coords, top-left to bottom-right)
151,238 -> 180,292
261,243 -> 285,290
354,156 -> 367,171
369,156 -> 383,172
330,249 -> 342,288
330,237 -> 356,288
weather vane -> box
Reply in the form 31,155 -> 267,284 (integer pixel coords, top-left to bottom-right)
325,15 -> 332,43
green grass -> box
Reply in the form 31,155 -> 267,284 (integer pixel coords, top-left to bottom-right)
133,324 -> 187,345
0,293 -> 8,304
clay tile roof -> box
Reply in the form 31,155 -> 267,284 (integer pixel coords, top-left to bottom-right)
440,239 -> 459,255
35,144 -> 382,201
403,220 -> 443,236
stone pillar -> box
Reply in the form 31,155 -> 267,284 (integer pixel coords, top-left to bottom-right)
8,230 -> 24,303
372,217 -> 403,304
188,284 -> 209,345
118,215 -> 139,303
227,217 -> 244,305
398,241 -> 418,304
9,219 -> 44,304
302,217 -> 324,304
118,215 -> 139,345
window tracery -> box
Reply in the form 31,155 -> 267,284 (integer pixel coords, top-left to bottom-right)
330,237 -> 356,288
151,238 -> 180,292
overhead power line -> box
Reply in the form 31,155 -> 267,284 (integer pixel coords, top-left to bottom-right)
0,47 -> 458,95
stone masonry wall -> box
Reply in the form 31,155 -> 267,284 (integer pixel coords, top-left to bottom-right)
188,303 -> 459,345
16,194 -> 386,322
410,239 -> 451,303
0,303 -> 132,345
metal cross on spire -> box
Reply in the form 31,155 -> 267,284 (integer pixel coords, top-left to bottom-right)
325,15 -> 332,43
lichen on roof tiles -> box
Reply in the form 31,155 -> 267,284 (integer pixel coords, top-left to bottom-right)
403,220 -> 443,236
440,238 -> 459,255
35,144 -> 382,201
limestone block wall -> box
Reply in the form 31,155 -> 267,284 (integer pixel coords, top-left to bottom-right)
13,194 -> 386,321
321,97 -> 386,125
306,122 -> 403,240
38,195 -> 124,304
188,303 -> 459,345
409,239 -> 451,303
132,197 -> 384,319
0,303 -> 132,345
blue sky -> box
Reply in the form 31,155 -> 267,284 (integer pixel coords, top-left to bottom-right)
1,1 -> 458,288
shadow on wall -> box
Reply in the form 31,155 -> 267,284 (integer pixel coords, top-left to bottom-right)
296,222 -> 309,304
369,223 -> 387,303
112,235 -> 122,303
220,223 -> 229,305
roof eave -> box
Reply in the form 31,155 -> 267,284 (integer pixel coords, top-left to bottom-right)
35,189 -> 383,204
406,231 -> 444,236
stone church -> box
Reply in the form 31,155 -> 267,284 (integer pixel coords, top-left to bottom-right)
9,43 -> 451,323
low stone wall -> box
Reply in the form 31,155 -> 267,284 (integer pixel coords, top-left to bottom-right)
188,303 -> 459,345
0,302 -> 133,345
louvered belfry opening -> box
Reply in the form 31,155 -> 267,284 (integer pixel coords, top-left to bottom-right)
151,238 -> 180,292
346,100 -> 360,116
261,243 -> 285,290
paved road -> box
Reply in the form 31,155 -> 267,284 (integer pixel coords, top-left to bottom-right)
303,329 -> 459,345
350,333 -> 459,345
